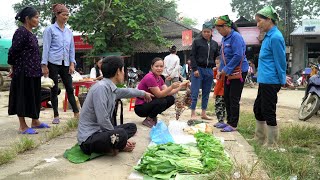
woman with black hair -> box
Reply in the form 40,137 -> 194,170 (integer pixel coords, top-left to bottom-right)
89,58 -> 103,81
163,45 -> 181,86
215,15 -> 249,132
8,6 -> 50,134
41,4 -> 79,124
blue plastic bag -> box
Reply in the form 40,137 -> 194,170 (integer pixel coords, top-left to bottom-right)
150,120 -> 174,144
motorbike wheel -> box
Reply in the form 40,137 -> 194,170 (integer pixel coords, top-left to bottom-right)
298,94 -> 320,121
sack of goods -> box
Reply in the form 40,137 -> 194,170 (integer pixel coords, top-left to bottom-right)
41,76 -> 54,89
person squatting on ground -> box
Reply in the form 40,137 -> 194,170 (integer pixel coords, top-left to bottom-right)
8,6 -> 50,134
77,56 -> 153,155
190,22 -> 219,120
213,57 -> 226,125
89,58 -> 103,81
215,15 -> 249,132
134,57 -> 188,128
41,4 -> 79,124
254,6 -> 286,147
163,45 -> 181,86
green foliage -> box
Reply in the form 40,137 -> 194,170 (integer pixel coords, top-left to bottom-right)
179,17 -> 198,27
230,0 -> 320,27
13,0 -> 81,35
68,0 -> 178,55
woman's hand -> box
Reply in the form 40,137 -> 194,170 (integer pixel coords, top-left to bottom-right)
166,76 -> 172,81
193,70 -> 200,77
42,65 -> 49,77
69,63 -> 75,74
179,80 -> 189,88
216,70 -> 226,80
7,66 -> 13,78
171,82 -> 180,89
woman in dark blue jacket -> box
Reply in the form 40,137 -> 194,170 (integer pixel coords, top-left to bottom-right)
215,15 -> 249,132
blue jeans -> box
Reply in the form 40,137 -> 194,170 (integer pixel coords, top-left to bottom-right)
190,67 -> 213,110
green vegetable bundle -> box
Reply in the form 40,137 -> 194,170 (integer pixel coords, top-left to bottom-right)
134,143 -> 204,179
194,132 -> 233,173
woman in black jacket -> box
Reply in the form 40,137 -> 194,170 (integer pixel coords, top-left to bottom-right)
190,22 -> 219,120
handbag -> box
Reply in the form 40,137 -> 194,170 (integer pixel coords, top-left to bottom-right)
221,44 -> 244,83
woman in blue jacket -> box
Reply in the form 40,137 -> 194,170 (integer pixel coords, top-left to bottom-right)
253,6 -> 286,147
215,15 -> 249,132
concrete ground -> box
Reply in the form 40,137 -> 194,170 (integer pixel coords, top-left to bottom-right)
0,87 -> 315,180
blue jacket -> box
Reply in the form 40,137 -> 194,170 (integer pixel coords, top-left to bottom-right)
257,26 -> 286,85
219,30 -> 249,75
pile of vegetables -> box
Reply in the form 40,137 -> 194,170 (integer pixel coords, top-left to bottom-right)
134,143 -> 204,179
194,132 -> 233,173
134,133 -> 233,179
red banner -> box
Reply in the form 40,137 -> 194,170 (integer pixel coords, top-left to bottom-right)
74,35 -> 93,51
182,30 -> 193,46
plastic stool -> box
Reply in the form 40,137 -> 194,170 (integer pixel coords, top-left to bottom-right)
129,98 -> 136,111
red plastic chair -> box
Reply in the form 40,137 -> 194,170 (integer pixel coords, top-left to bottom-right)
129,98 -> 136,111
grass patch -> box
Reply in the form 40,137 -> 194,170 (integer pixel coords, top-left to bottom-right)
0,118 -> 79,165
238,112 -> 320,180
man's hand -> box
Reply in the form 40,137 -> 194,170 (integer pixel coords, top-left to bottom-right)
144,92 -> 154,102
69,63 -> 75,74
194,70 -> 200,77
42,64 -> 49,77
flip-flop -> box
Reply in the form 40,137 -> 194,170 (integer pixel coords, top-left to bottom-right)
52,118 -> 60,124
220,125 -> 237,132
201,116 -> 213,120
20,128 -> 38,134
32,123 -> 50,129
214,122 -> 228,128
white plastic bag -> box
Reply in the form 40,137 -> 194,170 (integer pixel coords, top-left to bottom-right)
41,76 -> 54,89
71,71 -> 83,82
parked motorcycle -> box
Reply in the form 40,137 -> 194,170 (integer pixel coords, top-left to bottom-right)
127,67 -> 138,88
298,73 -> 320,121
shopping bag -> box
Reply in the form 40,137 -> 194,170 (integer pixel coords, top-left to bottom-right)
150,120 -> 174,144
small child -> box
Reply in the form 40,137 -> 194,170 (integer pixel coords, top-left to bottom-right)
213,57 -> 226,128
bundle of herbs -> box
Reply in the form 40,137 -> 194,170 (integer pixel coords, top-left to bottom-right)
134,142 -> 204,179
194,132 -> 233,174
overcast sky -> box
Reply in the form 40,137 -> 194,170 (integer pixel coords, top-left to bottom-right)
0,0 -> 237,38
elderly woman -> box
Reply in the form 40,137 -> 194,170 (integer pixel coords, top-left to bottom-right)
190,22 -> 219,120
253,6 -> 286,147
215,15 -> 249,132
8,7 -> 50,134
41,4 -> 79,124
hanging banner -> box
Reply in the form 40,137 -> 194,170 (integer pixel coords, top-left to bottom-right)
182,30 -> 193,46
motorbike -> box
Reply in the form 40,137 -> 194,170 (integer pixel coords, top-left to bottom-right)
127,67 -> 138,88
298,73 -> 320,121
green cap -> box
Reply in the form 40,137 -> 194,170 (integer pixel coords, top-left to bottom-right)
202,21 -> 213,30
256,5 -> 279,21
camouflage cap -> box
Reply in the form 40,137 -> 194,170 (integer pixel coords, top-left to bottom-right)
256,5 -> 279,21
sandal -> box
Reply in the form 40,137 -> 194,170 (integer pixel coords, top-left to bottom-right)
20,128 -> 38,134
32,123 -> 50,129
52,118 -> 60,124
142,118 -> 155,128
214,122 -> 228,128
220,125 -> 237,132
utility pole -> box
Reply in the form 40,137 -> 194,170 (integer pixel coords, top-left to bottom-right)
284,0 -> 292,46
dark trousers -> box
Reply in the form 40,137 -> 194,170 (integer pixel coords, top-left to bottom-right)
134,96 -> 175,118
224,72 -> 246,128
80,123 -> 137,155
48,62 -> 79,117
215,95 -> 225,122
254,83 -> 281,126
